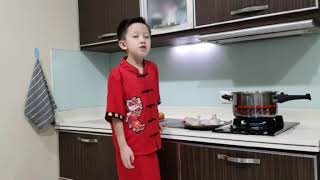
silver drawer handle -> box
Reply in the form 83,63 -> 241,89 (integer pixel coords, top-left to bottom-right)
231,5 -> 269,15
77,137 -> 98,143
218,154 -> 260,164
97,33 -> 117,39
59,177 -> 74,180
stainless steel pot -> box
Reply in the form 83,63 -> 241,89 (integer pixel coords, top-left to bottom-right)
222,91 -> 311,118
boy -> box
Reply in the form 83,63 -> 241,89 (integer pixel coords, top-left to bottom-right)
105,17 -> 161,180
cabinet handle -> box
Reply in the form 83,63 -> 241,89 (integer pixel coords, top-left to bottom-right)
77,137 -> 98,143
59,177 -> 74,180
231,5 -> 269,15
97,33 -> 117,39
217,154 -> 260,164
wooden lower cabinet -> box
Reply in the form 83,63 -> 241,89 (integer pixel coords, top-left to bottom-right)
59,132 -> 81,180
180,143 -> 317,180
158,140 -> 180,180
59,132 -> 318,180
59,131 -> 118,180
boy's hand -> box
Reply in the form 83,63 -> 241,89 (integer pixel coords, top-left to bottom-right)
120,145 -> 135,169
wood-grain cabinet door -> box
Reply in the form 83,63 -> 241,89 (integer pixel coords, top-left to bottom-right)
195,0 -> 233,27
180,143 -> 225,180
215,147 -> 316,180
104,0 -> 140,40
77,134 -> 118,180
195,0 -> 318,27
158,140 -> 180,180
180,143 -> 316,180
59,132 -> 81,180
267,0 -> 317,13
78,0 -> 106,45
59,132 -> 118,180
194,0 -> 269,26
229,0 -> 317,20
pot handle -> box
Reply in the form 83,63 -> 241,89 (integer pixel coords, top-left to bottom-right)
276,93 -> 311,103
222,95 -> 232,101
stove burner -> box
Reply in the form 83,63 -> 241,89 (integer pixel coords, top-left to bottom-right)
212,115 -> 299,136
230,116 -> 284,135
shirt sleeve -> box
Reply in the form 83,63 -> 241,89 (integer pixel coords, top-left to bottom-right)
154,64 -> 161,105
105,69 -> 126,122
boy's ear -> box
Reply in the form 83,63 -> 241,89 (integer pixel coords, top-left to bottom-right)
118,40 -> 127,51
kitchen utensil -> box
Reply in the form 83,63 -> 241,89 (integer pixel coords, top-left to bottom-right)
222,91 -> 311,118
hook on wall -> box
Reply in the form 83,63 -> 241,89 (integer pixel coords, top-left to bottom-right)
33,48 -> 40,60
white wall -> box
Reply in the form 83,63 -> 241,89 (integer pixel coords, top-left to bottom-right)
0,0 -> 79,179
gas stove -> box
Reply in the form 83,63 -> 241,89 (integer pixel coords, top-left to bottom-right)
213,116 -> 299,136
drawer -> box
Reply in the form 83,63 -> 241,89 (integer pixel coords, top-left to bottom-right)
215,147 -> 316,180
180,143 -> 317,180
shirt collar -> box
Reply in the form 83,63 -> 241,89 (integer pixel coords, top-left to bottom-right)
120,56 -> 148,75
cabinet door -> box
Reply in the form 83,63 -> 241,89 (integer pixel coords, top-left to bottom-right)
141,0 -> 194,35
195,0 -> 233,27
59,132 -> 118,180
215,148 -> 315,180
158,140 -> 180,180
230,0 -> 317,20
59,132 -> 81,180
104,0 -> 140,39
195,0 -> 317,27
268,0 -> 316,14
230,0 -> 269,20
180,143 -> 224,180
77,134 -> 118,180
78,0 -> 106,45
180,143 -> 316,180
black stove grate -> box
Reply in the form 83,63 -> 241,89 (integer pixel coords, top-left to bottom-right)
230,116 -> 284,135
212,116 -> 299,136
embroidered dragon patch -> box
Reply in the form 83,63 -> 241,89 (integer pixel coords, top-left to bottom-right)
126,97 -> 145,133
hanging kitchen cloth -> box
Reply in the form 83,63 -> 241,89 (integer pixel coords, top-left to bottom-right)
24,59 -> 57,129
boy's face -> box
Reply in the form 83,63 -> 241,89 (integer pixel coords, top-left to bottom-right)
119,23 -> 151,58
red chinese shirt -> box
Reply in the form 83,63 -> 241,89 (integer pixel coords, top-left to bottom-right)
105,57 -> 161,155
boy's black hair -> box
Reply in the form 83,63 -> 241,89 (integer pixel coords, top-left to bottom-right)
117,17 -> 151,40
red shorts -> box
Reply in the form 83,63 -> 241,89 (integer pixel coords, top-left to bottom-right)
115,151 -> 161,180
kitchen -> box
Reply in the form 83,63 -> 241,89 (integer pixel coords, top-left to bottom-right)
1,0 -> 320,180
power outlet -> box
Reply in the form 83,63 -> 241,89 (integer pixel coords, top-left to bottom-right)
219,91 -> 232,104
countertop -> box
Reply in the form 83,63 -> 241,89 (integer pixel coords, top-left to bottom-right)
55,116 -> 320,152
